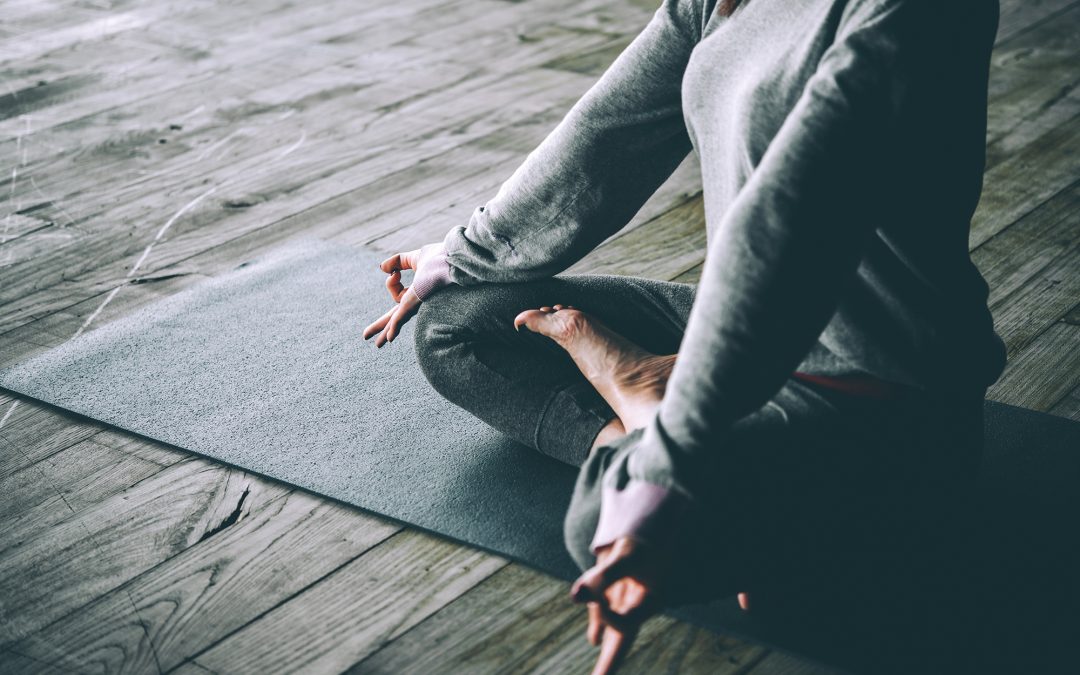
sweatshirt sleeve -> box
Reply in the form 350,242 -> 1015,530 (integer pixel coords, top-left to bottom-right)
430,0 -> 705,290
564,0 -> 955,564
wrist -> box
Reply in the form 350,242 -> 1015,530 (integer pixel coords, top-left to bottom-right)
590,480 -> 690,554
410,244 -> 452,301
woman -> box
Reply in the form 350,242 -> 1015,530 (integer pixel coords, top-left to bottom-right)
364,0 -> 1005,671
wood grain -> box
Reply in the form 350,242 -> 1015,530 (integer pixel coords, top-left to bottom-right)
178,530 -> 506,674
5,489 -> 401,674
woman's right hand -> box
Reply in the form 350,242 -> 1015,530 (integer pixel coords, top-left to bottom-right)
362,241 -> 449,348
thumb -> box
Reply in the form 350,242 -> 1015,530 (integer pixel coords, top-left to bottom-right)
398,248 -> 421,270
572,540 -> 638,604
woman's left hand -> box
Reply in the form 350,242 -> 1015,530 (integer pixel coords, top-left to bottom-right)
572,536 -> 753,674
570,536 -> 669,675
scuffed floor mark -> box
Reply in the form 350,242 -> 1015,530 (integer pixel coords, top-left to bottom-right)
197,485 -> 251,543
128,271 -> 196,285
0,400 -> 19,430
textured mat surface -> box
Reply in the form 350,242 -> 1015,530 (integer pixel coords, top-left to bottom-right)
3,238 -> 1078,674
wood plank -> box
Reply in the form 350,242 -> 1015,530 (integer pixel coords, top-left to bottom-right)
985,2 -> 1080,169
969,178 -> 1080,356
995,0 -> 1079,45
344,563 -> 774,674
671,262 -> 704,285
987,320 -> 1080,410
0,396 -> 107,479
0,458 -> 266,645
0,648 -> 70,675
0,430 -> 175,529
2,6 -> 189,67
0,0 -> 612,147
971,111 -> 1080,249
0,223 -> 88,270
5,490 -> 402,674
565,192 -> 706,279
174,530 -> 505,674
0,0 -> 450,136
986,238 -> 1080,357
0,429 -> 182,552
0,212 -> 54,245
1048,383 -> 1080,421
973,180 -> 1080,306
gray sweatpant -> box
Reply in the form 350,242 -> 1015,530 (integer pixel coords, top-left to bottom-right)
413,272 -> 985,599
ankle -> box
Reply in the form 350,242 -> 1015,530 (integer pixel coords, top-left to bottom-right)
588,417 -> 626,456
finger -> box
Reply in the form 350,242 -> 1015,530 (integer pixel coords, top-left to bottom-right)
572,542 -> 637,603
596,587 -> 656,633
374,307 -> 403,348
383,292 -> 419,343
379,253 -> 403,274
552,304 -> 565,310
382,249 -> 421,272
540,306 -> 552,313
385,269 -> 406,302
738,592 -> 751,612
587,603 -> 604,647
592,623 -> 636,675
363,305 -> 397,340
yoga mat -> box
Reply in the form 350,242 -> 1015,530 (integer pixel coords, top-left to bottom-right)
3,237 -> 1078,674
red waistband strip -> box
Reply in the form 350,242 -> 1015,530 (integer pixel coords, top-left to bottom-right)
791,370 -> 909,400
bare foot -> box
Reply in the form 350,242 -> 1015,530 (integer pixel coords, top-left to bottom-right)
513,304 -> 676,431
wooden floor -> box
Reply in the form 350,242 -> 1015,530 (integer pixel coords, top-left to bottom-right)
1,0 -> 1077,672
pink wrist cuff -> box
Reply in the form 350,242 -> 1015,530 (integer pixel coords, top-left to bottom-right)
590,480 -> 689,553
410,251 -> 453,301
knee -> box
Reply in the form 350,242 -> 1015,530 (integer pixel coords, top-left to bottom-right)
412,287 -> 466,389
412,284 -> 507,389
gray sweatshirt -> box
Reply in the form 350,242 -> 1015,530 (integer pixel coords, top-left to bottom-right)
410,0 -> 1007,571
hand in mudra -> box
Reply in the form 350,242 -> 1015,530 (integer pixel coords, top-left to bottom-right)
573,536 -> 752,674
362,242 -> 444,348
571,536 -> 668,674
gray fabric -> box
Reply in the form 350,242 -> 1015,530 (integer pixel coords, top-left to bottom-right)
412,273 -> 696,467
2,237 -> 1078,674
428,0 -> 1008,551
411,271 -> 984,584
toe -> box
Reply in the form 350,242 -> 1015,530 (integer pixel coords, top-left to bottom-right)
513,308 -> 544,332
513,307 -> 585,342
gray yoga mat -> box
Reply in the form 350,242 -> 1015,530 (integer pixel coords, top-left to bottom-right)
3,237 -> 1078,674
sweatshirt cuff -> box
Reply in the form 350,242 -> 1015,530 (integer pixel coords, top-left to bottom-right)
590,479 -> 690,553
409,250 -> 453,301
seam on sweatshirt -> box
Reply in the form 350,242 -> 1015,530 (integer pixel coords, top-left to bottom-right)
489,172 -> 598,257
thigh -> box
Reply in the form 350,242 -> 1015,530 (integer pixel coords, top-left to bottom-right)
413,273 -> 698,463
417,272 -> 696,355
